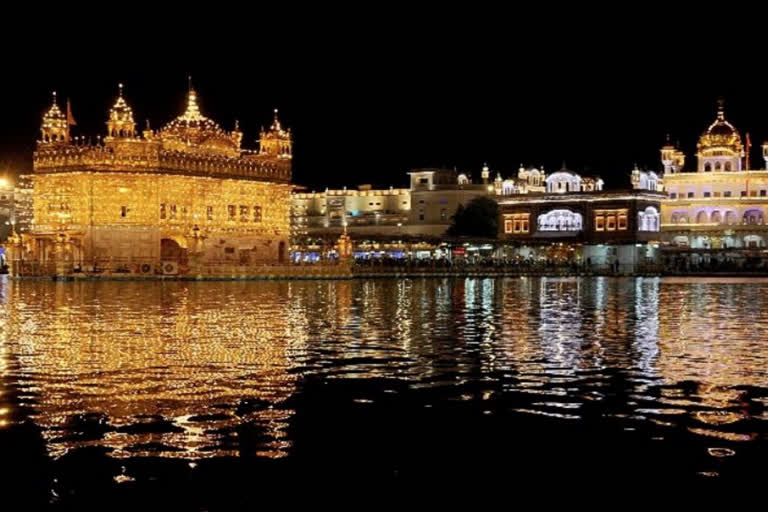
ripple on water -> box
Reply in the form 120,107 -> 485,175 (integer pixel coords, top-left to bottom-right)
0,277 -> 767,482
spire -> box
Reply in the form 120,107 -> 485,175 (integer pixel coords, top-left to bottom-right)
717,97 -> 725,121
182,88 -> 204,121
271,108 -> 282,131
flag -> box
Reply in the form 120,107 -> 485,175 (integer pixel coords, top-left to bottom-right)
66,98 -> 77,127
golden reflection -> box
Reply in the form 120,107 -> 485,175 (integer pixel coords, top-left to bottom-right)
3,277 -> 768,460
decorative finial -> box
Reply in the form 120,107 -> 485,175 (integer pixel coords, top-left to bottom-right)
118,83 -> 124,96
146,119 -> 151,129
717,97 -> 725,120
234,119 -> 240,131
188,75 -> 192,92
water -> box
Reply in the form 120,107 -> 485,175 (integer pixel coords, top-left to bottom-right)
2,276 -> 767,504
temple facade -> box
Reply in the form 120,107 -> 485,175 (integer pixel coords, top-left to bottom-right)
8,86 -> 294,278
661,101 -> 768,250
498,169 -> 664,271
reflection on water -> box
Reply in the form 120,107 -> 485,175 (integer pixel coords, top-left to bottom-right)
2,276 -> 768,481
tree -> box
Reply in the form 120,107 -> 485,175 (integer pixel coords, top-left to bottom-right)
447,196 -> 499,238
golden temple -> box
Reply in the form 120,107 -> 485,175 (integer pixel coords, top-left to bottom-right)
8,85 -> 295,278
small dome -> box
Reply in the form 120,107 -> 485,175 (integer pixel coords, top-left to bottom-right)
160,89 -> 240,156
108,84 -> 134,124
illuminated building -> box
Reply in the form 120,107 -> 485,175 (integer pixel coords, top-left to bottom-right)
661,100 -> 768,250
498,168 -> 663,270
493,165 -> 548,196
292,185 -> 410,238
9,86 -> 293,277
408,168 -> 491,235
291,168 -> 494,260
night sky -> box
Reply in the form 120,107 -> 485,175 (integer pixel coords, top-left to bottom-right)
2,16 -> 767,192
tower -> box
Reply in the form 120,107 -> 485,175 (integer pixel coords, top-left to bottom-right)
105,84 -> 136,139
631,163 -> 641,188
259,109 -> 292,158
660,135 -> 685,174
40,91 -> 69,144
696,99 -> 744,172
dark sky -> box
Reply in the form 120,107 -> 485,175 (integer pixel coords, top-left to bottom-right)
2,14 -> 768,191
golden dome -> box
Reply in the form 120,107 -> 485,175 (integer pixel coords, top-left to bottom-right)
698,101 -> 743,154
160,89 -> 240,157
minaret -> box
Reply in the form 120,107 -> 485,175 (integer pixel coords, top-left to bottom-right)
105,83 -> 136,139
661,134 -> 685,174
631,163 -> 641,188
259,109 -> 292,158
40,91 -> 69,144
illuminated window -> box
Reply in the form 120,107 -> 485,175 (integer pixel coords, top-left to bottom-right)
160,203 -> 166,220
206,206 -> 213,221
724,191 -> 732,197
170,205 -> 177,220
537,210 -> 582,231
595,216 -> 605,231
240,205 -> 249,222
181,206 -> 187,219
253,205 -> 262,222
750,190 -> 757,197
594,209 -> 628,232
638,207 -> 659,232
228,205 -> 236,220
505,213 -> 530,234
714,191 -> 721,197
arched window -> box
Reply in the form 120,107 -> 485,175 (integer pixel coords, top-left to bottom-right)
711,211 -> 722,224
537,209 -> 583,232
743,209 -> 764,225
696,211 -> 708,224
705,163 -> 712,172
715,162 -> 722,171
725,162 -> 732,171
638,206 -> 659,232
